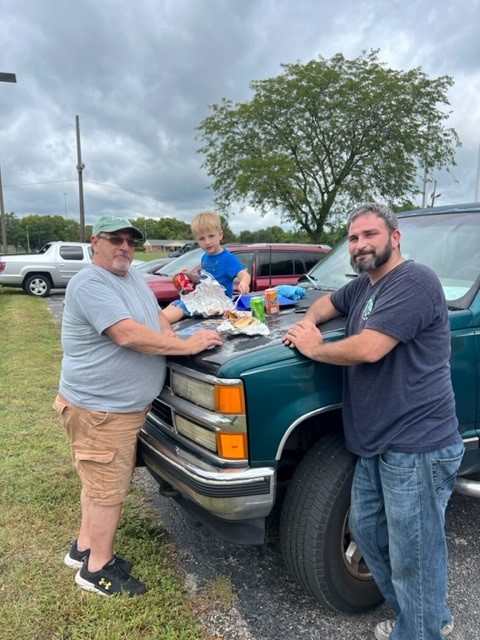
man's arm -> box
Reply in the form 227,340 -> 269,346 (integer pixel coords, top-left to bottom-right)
105,318 -> 223,356
158,309 -> 177,337
303,293 -> 341,325
283,323 -> 399,365
283,293 -> 340,349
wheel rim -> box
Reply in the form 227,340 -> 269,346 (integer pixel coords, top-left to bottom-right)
29,279 -> 48,295
341,511 -> 373,581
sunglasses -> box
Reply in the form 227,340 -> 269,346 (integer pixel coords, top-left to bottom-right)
98,233 -> 140,248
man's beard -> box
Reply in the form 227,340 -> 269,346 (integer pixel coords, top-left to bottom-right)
112,255 -> 131,272
350,240 -> 392,274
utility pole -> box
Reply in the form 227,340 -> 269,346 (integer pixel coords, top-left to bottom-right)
75,115 -> 86,242
421,165 -> 428,208
430,180 -> 441,207
0,72 -> 17,254
476,140 -> 480,203
0,166 -> 7,254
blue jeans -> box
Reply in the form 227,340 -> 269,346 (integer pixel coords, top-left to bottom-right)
349,442 -> 464,640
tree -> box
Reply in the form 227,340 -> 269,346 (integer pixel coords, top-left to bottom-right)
19,214 -> 80,250
130,216 -> 159,241
219,215 -> 236,243
197,50 -> 460,242
5,212 -> 25,250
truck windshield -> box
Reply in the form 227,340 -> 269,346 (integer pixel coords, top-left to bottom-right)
305,211 -> 480,303
155,248 -> 203,276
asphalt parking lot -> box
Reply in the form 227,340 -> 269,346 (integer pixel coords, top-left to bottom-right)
138,471 -> 480,640
48,292 -> 480,640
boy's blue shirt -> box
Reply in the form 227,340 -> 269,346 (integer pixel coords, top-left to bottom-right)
201,248 -> 245,297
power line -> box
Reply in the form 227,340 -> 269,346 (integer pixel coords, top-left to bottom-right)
84,179 -> 212,206
6,179 -> 75,187
4,177 -> 212,206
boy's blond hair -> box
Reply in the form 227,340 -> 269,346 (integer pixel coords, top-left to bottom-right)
191,210 -> 222,237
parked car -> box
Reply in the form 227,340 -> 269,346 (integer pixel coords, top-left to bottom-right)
168,241 -> 200,258
134,257 -> 174,274
0,241 -> 93,297
136,202 -> 480,612
145,243 -> 330,306
143,248 -> 205,305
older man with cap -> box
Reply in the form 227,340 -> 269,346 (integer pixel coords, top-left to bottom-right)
54,215 -> 223,597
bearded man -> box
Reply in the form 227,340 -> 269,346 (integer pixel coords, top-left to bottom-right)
283,203 -> 463,640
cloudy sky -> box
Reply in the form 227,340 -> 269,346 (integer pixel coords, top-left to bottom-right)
1,0 -> 479,235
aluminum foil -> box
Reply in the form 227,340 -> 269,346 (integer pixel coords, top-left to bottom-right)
181,283 -> 234,317
217,315 -> 270,336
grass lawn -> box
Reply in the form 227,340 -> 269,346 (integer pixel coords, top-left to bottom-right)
134,251 -> 168,262
0,289 -> 227,640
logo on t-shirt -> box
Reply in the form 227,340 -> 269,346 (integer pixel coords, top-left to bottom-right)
362,295 -> 375,320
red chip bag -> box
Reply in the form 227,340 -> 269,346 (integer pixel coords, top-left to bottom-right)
172,272 -> 196,294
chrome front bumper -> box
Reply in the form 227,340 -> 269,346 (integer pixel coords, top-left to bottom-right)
138,424 -> 275,522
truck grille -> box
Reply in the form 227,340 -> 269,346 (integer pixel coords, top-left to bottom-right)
151,398 -> 174,429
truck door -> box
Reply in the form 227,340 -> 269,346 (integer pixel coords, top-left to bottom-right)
57,245 -> 90,284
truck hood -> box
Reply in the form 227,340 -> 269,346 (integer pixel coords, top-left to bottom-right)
169,290 -> 347,375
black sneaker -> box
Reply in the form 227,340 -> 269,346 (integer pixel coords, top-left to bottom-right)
64,540 -> 131,572
75,557 -> 147,596
64,540 -> 90,569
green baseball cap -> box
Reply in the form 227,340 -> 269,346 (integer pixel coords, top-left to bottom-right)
92,215 -> 144,240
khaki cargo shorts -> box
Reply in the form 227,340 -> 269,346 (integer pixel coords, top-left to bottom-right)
53,394 -> 149,506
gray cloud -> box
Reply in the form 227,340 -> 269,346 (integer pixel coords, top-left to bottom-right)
1,0 -> 479,233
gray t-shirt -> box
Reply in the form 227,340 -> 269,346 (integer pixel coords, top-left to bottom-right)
60,264 -> 166,412
331,260 -> 461,457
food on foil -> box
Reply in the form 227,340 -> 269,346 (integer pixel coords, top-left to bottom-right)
218,310 -> 270,336
233,316 -> 255,329
224,310 -> 242,320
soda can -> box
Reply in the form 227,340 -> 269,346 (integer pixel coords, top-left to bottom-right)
265,288 -> 280,314
250,296 -> 266,323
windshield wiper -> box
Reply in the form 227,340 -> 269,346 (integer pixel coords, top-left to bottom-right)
303,272 -> 320,289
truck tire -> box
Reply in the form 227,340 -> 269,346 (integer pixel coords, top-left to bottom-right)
23,274 -> 52,297
279,434 -> 383,612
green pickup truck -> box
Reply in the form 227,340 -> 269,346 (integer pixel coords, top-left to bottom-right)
137,202 -> 480,613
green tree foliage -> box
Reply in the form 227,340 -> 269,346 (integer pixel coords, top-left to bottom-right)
391,199 -> 419,213
197,50 -> 460,242
219,215 -> 236,243
237,230 -> 255,243
15,214 -> 80,250
131,215 -> 192,240
5,212 -> 25,250
237,225 -> 311,244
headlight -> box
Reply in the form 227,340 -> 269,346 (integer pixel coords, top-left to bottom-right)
171,370 -> 248,460
172,372 -> 215,410
172,371 -> 245,414
175,415 -> 217,451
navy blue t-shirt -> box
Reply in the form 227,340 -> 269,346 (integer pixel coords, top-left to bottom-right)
330,260 -> 461,457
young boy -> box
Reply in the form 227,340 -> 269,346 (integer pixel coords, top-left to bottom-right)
162,211 -> 251,323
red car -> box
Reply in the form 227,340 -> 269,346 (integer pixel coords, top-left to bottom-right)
144,243 -> 330,306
